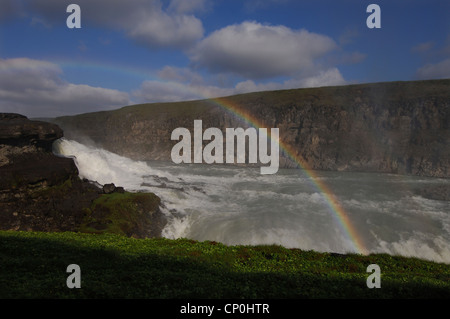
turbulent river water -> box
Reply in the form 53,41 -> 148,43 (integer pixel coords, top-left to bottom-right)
54,138 -> 450,264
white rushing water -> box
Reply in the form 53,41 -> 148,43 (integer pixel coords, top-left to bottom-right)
54,138 -> 450,263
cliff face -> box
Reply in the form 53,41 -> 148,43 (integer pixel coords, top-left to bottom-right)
54,80 -> 450,177
0,113 -> 165,237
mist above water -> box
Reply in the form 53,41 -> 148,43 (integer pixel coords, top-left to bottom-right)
54,138 -> 450,264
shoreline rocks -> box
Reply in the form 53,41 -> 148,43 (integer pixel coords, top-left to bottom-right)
102,183 -> 125,194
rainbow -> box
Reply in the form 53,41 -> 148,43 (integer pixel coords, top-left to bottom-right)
54,60 -> 368,255
209,96 -> 368,255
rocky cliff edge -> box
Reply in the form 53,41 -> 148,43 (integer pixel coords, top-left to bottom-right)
54,80 -> 450,178
0,113 -> 166,237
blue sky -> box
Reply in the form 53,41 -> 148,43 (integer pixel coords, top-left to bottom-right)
0,0 -> 449,117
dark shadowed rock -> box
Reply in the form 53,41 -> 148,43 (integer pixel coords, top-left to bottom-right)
0,114 -> 92,231
103,183 -> 116,194
102,183 -> 126,194
115,186 -> 125,193
0,113 -> 63,152
0,114 -> 73,189
0,113 -> 166,238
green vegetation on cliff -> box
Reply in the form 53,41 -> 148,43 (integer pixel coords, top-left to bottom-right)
1,231 -> 449,299
79,191 -> 163,237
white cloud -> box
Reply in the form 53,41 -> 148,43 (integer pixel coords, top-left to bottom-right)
190,21 -> 337,79
415,58 -> 450,80
133,78 -> 233,103
27,0 -> 204,49
8,3 -> 351,110
234,67 -> 346,93
295,67 -> 346,88
0,58 -> 130,118
128,13 -> 203,48
133,65 -> 346,104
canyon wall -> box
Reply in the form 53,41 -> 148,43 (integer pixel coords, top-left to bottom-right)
54,80 -> 450,177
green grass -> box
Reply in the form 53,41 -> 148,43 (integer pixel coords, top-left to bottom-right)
79,192 -> 161,236
1,230 -> 449,299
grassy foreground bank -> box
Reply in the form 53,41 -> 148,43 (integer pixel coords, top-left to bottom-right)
0,230 -> 449,299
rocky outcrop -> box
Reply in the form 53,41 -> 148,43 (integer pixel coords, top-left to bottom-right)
54,79 -> 450,178
0,113 -> 166,237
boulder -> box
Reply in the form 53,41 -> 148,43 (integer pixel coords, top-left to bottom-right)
103,183 -> 116,194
